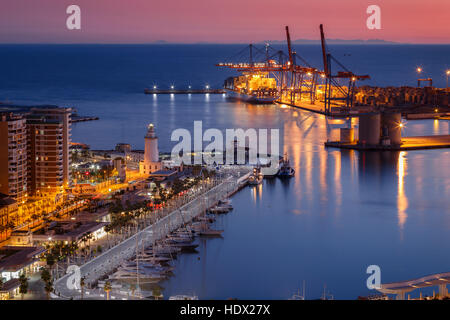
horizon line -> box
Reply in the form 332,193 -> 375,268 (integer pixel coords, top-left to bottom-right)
0,41 -> 449,45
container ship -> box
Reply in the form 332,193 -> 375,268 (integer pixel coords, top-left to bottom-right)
223,72 -> 278,104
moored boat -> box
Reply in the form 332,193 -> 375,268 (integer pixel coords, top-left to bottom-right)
277,152 -> 295,178
248,166 -> 263,185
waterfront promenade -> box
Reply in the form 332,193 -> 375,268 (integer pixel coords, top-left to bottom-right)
54,167 -> 250,299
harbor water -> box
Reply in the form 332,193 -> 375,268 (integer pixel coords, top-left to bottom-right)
1,44 -> 449,299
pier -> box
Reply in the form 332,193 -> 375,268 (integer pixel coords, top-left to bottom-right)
54,168 -> 249,299
377,272 -> 450,300
144,88 -> 225,94
325,135 -> 450,151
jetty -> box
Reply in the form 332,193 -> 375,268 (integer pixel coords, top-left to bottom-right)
325,135 -> 450,151
376,271 -> 450,300
144,88 -> 225,94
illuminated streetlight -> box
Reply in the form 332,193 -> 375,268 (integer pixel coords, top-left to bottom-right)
171,85 -> 174,90
446,70 -> 450,91
205,84 -> 210,89
416,67 -> 423,87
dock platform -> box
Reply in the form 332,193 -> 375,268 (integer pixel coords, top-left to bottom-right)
144,88 -> 226,94
276,100 -> 373,118
325,135 -> 450,151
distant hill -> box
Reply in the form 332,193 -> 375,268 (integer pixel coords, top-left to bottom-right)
261,38 -> 399,45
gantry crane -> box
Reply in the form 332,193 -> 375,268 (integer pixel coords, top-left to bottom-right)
320,24 -> 370,114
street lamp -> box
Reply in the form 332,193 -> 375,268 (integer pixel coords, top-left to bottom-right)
446,70 -> 450,92
416,67 -> 423,87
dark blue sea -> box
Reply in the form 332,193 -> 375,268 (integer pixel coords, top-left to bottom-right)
1,44 -> 449,299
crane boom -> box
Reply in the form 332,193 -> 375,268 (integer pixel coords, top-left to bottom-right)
320,24 -> 329,77
285,26 -> 294,70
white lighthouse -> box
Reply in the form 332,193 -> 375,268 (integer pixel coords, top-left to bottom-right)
140,123 -> 162,175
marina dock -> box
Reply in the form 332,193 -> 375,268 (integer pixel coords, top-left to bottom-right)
54,169 -> 249,299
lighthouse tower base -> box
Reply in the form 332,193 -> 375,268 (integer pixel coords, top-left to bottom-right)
140,160 -> 162,175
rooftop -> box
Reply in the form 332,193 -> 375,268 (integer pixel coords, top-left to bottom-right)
0,246 -> 46,272
0,193 -> 16,207
32,221 -> 108,242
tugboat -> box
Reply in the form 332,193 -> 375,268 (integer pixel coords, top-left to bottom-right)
248,166 -> 263,185
277,153 -> 295,178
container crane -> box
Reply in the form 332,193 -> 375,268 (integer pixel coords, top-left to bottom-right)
320,24 -> 370,114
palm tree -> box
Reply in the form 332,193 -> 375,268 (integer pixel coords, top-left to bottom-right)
44,279 -> 53,300
103,281 -> 112,300
80,277 -> 85,300
19,273 -> 29,300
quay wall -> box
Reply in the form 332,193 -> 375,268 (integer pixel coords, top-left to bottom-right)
354,86 -> 449,108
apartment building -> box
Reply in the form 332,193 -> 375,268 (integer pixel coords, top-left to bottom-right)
0,113 -> 28,203
26,107 -> 72,198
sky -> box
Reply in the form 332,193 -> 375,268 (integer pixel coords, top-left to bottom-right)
0,0 -> 448,44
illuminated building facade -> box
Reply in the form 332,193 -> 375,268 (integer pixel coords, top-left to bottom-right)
26,107 -> 72,198
0,113 -> 28,203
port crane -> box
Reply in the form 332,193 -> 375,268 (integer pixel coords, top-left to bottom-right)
319,24 -> 370,114
216,25 -> 370,115
280,26 -> 320,105
216,27 -> 320,105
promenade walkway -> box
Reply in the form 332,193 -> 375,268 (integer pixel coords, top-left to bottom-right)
54,170 -> 248,299
377,272 -> 450,300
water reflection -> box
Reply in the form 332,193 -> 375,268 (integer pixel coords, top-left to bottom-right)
135,98 -> 449,299
397,151 -> 409,231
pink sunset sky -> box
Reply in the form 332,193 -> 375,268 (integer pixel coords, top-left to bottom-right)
0,0 -> 448,44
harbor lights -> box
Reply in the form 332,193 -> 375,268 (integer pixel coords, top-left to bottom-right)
170,85 -> 175,90
416,67 -> 425,87
205,84 -> 210,89
446,70 -> 450,91
153,85 -> 157,90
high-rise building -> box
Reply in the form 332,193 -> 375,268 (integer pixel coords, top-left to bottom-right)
26,107 -> 72,197
0,113 -> 28,203
140,124 -> 162,175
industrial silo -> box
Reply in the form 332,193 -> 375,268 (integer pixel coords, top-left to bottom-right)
358,113 -> 381,145
381,112 -> 402,145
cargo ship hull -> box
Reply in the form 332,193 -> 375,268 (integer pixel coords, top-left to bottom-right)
225,89 -> 277,104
